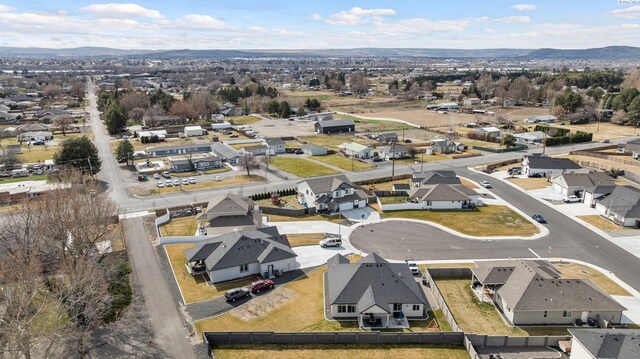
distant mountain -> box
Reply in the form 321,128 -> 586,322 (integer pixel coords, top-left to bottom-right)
0,45 -> 639,60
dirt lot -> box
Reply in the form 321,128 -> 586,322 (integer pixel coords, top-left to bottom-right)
250,118 -> 317,138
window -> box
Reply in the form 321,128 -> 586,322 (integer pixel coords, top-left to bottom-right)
347,305 -> 356,313
563,311 -> 572,318
412,304 -> 420,311
239,264 -> 248,272
426,201 -> 432,206
543,310 -> 548,318
337,305 -> 356,314
393,303 -> 402,311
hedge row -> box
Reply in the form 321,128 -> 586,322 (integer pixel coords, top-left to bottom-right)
251,188 -> 297,201
543,131 -> 593,146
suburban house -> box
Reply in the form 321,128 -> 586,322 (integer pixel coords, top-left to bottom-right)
142,115 -> 181,127
502,98 -> 517,107
340,142 -> 373,159
210,142 -> 240,165
475,126 -> 501,139
241,144 -> 268,156
0,111 -> 19,124
378,143 -> 410,160
407,183 -> 479,209
264,138 -> 286,154
183,226 -> 297,283
314,119 -> 355,134
139,130 -> 167,141
463,97 -> 481,106
595,186 -> 640,227
471,260 -> 625,326
18,131 -> 53,143
147,143 -> 214,157
301,143 -> 328,156
325,253 -> 427,329
16,123 -> 50,134
431,139 -> 463,154
411,170 -> 460,188
297,175 -> 370,213
583,184 -> 617,208
195,194 -> 262,235
624,138 -> 640,159
184,125 -> 205,137
551,171 -> 614,198
168,153 -> 222,172
522,154 -> 582,177
514,131 -> 545,145
568,329 -> 640,359
377,132 -> 398,143
219,104 -> 245,117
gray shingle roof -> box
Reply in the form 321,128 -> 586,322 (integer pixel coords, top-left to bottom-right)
569,329 -> 640,359
210,142 -> 240,160
411,170 -> 461,185
200,193 -> 254,216
316,119 -> 355,128
408,184 -> 474,202
596,186 -> 640,219
326,253 -> 426,309
525,155 -> 582,170
299,174 -> 353,194
555,171 -> 613,187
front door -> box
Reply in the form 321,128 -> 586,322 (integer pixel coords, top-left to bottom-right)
267,264 -> 274,277
581,311 -> 589,322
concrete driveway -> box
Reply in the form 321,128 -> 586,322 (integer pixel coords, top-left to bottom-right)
293,245 -> 352,268
340,207 -> 380,222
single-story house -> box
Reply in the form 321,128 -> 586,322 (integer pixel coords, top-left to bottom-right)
315,119 -> 355,134
139,130 -> 167,141
524,115 -> 557,124
411,170 -> 460,187
437,103 -> 459,111
183,226 -> 297,283
18,131 -> 53,143
502,98 -> 517,107
378,143 -> 410,160
514,131 -> 545,144
0,111 -> 19,124
568,329 -> 640,359
242,144 -> 268,156
340,142 -> 373,159
326,253 -> 427,328
463,98 -> 481,106
377,133 -> 398,143
431,139 -> 463,154
407,183 -> 478,209
471,260 -> 625,326
522,154 -> 582,177
168,153 -> 222,172
184,125 -> 205,137
195,193 -> 262,235
301,143 -> 327,156
220,106 -> 245,117
147,143 -> 213,157
297,174 -> 370,213
551,171 -> 614,198
16,123 -> 50,134
264,138 -> 286,155
583,185 -> 617,208
211,122 -> 232,130
595,186 -> 640,227
475,126 -> 501,139
210,142 -> 240,165
142,115 -> 182,127
624,138 -> 640,160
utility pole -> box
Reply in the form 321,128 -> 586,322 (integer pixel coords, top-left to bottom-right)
420,151 -> 424,172
391,141 -> 396,180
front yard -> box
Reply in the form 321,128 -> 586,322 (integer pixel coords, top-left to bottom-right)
382,206 -> 539,237
311,154 -> 375,172
285,233 -> 327,247
435,278 -> 570,336
507,177 -> 551,190
554,262 -> 631,296
270,156 -> 338,177
165,243 -> 258,304
212,344 -> 470,359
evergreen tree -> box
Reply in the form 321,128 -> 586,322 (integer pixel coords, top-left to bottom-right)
53,136 -> 102,175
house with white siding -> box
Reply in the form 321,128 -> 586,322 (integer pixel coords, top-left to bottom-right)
297,175 -> 370,213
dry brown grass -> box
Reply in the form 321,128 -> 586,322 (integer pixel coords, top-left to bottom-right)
459,178 -> 478,189
564,155 -> 640,177
421,263 -> 477,270
367,179 -> 409,191
230,288 -> 297,321
507,177 -> 551,190
286,233 -> 327,247
577,215 -> 627,232
159,217 -> 197,236
554,262 -> 632,297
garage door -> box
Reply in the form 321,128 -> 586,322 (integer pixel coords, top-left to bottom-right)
552,183 -> 566,195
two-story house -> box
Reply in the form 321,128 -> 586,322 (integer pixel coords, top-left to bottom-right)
296,175 -> 370,213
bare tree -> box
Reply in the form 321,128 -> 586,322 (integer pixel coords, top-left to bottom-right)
508,76 -> 534,105
260,154 -> 272,171
348,72 -> 371,96
238,152 -> 259,177
120,91 -> 150,114
169,101 -> 197,124
188,92 -> 219,120
52,114 -> 74,136
128,107 -> 145,124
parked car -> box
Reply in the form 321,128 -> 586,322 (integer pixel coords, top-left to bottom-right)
189,177 -> 196,184
182,178 -> 189,185
319,238 -> 342,248
153,173 -> 161,179
528,173 -> 543,178
406,259 -> 420,275
224,287 -> 251,302
157,181 -> 165,188
294,149 -> 303,155
564,195 -> 581,203
214,176 -> 221,181
162,171 -> 171,178
250,279 -> 274,293
600,139 -> 611,143
479,181 -> 492,188
230,134 -> 239,138
173,179 -> 180,186
532,214 -> 546,223
165,180 -> 173,187
508,167 -> 522,175
372,156 -> 383,162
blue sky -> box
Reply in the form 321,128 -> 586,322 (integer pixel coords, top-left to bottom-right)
0,1 -> 639,49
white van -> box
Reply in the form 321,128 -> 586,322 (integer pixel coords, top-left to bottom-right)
319,238 -> 342,248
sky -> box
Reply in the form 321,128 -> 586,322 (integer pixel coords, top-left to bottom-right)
0,1 -> 640,50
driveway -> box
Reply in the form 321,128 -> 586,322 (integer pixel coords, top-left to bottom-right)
293,245 -> 352,268
269,220 -> 349,235
340,207 -> 380,222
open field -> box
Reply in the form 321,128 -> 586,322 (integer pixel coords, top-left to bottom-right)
577,215 -> 627,232
382,206 -> 539,237
165,244 -> 258,304
298,134 -> 377,150
334,113 -> 414,132
543,122 -> 638,142
159,216 -> 197,237
435,278 -> 569,336
212,344 -> 470,359
554,262 -> 632,296
285,233 -> 327,247
310,154 -> 375,171
195,258 -> 445,334
151,175 -> 265,195
270,156 -> 338,177
16,147 -> 58,163
507,177 -> 551,190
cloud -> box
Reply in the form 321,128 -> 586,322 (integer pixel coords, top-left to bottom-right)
511,4 -> 537,11
326,7 -> 396,25
484,28 -> 494,33
493,16 -> 530,23
611,5 -> 640,19
176,14 -> 225,29
309,13 -> 322,21
0,4 -> 12,12
382,18 -> 471,34
81,3 -> 163,19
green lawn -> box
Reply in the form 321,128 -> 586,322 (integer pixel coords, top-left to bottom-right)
229,116 -> 262,125
379,196 -> 408,204
382,205 -> 539,237
311,154 -> 374,172
158,217 -> 198,237
270,156 -> 338,177
0,174 -> 48,184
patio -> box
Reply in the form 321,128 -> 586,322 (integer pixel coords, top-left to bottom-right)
359,312 -> 410,329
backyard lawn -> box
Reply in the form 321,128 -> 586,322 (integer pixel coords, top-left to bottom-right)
212,344 -> 469,359
152,175 -> 265,194
311,154 -> 375,172
270,156 -> 338,177
367,179 -> 409,191
159,217 -> 198,236
16,147 -> 58,163
554,262 -> 631,296
256,195 -> 305,209
195,257 -> 446,334
382,206 -> 539,237
378,196 -> 408,205
435,278 -> 569,336
165,243 -> 258,304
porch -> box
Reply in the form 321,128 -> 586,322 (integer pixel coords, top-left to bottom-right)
471,276 -> 496,304
358,312 -> 410,329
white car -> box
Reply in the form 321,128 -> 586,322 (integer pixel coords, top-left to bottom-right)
182,178 -> 189,185
165,180 -> 173,187
173,179 -> 180,186
479,181 -> 492,188
189,177 -> 196,184
319,238 -> 342,248
214,176 -> 222,181
153,173 -> 161,179
564,195 -> 581,203
406,260 -> 420,275
156,181 -> 165,188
